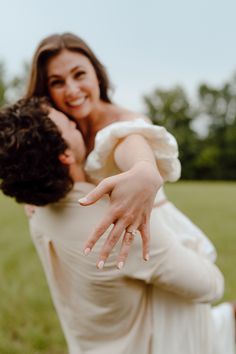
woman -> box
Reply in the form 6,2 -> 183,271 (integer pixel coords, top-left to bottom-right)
25,32 -> 177,267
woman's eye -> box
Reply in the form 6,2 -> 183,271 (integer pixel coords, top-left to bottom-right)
74,71 -> 85,79
49,79 -> 64,88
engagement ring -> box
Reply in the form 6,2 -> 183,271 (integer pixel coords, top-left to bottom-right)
126,230 -> 138,236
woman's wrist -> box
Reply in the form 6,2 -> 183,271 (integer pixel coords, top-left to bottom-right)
130,160 -> 164,189
132,159 -> 156,168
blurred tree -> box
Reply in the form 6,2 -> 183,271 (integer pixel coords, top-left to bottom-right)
0,61 -> 7,106
0,60 -> 29,107
143,76 -> 236,180
197,75 -> 236,179
143,86 -> 200,179
5,61 -> 29,103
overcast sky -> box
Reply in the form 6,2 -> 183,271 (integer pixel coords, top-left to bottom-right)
1,0 -> 236,111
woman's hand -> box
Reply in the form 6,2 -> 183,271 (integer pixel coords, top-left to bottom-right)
79,161 -> 163,269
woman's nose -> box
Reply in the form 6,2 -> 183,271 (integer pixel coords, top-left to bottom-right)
65,79 -> 80,99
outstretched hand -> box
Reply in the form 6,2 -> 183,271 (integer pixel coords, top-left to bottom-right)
79,161 -> 163,269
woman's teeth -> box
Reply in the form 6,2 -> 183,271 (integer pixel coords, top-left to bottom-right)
68,97 -> 86,107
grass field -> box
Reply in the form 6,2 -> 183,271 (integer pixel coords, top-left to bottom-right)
0,181 -> 235,353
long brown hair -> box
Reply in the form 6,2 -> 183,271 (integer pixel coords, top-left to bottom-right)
26,33 -> 112,103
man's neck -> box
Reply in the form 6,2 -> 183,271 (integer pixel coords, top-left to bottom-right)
70,164 -> 86,182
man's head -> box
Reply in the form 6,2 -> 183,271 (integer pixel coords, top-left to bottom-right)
0,97 -> 85,206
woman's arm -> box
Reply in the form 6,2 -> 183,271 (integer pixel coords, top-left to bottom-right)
123,216 -> 224,303
79,134 -> 163,268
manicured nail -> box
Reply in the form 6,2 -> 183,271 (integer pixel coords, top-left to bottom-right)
145,254 -> 149,261
84,248 -> 91,256
97,260 -> 104,269
78,197 -> 88,204
117,262 -> 124,270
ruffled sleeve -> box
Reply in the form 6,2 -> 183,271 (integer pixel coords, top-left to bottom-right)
85,118 -> 181,183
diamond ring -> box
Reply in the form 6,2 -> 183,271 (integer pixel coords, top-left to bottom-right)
126,229 -> 138,236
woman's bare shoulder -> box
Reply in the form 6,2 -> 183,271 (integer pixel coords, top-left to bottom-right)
95,104 -> 151,133
113,106 -> 151,123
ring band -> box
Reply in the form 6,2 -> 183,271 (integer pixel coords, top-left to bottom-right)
126,230 -> 137,236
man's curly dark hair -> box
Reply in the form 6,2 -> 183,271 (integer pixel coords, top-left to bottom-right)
0,97 -> 74,206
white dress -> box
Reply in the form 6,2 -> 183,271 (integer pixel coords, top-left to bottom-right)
29,119 -> 235,354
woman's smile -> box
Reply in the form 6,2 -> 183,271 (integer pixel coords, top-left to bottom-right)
66,96 -> 87,107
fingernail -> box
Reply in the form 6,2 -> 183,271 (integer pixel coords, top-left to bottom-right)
84,248 -> 91,256
145,254 -> 149,261
117,261 -> 124,270
97,260 -> 104,269
78,197 -> 88,204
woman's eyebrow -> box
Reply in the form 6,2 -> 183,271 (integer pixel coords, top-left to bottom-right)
48,65 -> 85,79
71,65 -> 85,73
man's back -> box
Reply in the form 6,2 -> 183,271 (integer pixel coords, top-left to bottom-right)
29,182 -> 231,354
29,182 -> 152,354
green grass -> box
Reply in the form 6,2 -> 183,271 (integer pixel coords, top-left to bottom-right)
0,196 -> 67,354
0,181 -> 235,353
165,181 -> 236,300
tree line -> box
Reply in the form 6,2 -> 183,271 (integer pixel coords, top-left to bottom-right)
143,76 -> 236,180
0,60 -> 235,180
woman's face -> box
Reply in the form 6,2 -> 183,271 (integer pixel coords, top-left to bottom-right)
47,49 -> 100,121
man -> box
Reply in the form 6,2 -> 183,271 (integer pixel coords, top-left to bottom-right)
0,98 -> 234,354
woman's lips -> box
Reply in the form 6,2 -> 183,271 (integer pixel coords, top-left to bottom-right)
67,96 -> 86,107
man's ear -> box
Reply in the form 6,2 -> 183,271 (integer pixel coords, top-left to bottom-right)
59,149 -> 75,165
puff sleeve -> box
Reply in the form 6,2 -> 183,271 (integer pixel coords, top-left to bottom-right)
85,118 -> 181,183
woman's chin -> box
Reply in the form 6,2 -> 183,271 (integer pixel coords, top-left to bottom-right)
68,104 -> 91,121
